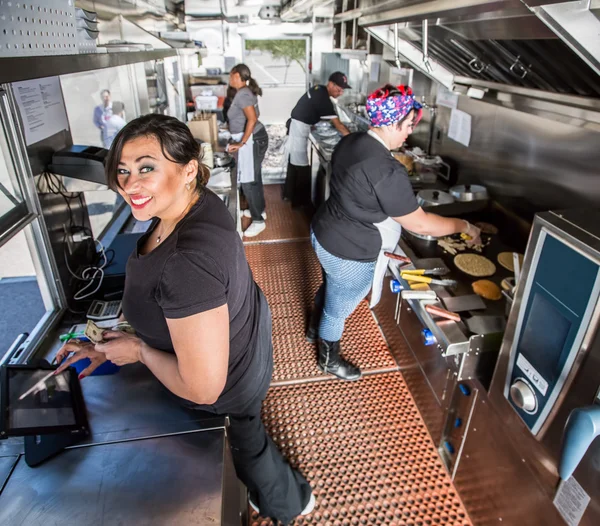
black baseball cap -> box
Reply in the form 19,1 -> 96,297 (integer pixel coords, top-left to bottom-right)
329,71 -> 351,89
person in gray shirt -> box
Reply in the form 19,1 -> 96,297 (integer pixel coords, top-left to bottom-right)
227,64 -> 269,238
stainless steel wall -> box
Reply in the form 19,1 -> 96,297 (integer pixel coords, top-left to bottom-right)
409,72 -> 600,220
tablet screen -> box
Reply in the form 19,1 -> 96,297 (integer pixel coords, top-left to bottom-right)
7,369 -> 77,430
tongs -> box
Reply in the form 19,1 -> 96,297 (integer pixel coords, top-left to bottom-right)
401,268 -> 448,277
400,272 -> 458,288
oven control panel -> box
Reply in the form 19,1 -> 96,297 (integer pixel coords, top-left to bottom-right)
505,230 -> 600,435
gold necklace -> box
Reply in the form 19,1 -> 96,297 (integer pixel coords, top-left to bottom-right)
156,196 -> 198,244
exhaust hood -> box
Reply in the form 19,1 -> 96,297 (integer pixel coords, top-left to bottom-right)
359,0 -> 600,98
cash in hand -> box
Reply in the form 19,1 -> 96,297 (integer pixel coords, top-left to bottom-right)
85,319 -> 105,344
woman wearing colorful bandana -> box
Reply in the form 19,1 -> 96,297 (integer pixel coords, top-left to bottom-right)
308,85 -> 481,381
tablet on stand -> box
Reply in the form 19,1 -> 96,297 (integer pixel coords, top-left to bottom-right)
0,364 -> 89,466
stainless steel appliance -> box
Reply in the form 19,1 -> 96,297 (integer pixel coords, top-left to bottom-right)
489,209 -> 600,525
416,189 -> 454,207
449,184 -> 489,203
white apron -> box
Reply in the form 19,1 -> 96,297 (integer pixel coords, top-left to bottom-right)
231,132 -> 255,184
370,218 -> 402,308
367,129 -> 405,308
287,118 -> 311,166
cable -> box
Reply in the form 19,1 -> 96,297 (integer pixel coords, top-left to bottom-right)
64,238 -> 108,301
39,170 -> 109,302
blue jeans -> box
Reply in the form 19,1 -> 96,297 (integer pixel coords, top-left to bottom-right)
311,231 -> 376,342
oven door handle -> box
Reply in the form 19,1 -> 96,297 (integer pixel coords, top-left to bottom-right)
559,405 -> 600,480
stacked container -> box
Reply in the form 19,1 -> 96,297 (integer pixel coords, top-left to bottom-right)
75,7 -> 98,53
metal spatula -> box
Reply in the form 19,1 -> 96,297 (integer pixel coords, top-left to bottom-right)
441,294 -> 486,313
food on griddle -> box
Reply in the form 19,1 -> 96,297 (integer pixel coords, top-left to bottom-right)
497,252 -> 524,272
474,222 -> 499,235
454,254 -> 496,277
472,280 -> 502,300
438,235 -> 490,255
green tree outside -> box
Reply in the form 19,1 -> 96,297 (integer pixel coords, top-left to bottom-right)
246,39 -> 306,83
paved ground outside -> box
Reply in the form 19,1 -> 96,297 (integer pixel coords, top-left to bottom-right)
244,49 -> 307,125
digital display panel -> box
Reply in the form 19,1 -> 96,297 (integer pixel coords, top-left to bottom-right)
518,292 -> 572,384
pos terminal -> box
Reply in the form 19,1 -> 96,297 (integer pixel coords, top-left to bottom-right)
0,364 -> 89,466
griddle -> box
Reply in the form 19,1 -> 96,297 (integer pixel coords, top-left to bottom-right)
400,206 -> 526,333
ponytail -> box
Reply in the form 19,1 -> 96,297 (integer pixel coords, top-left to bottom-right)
231,63 -> 262,97
247,77 -> 262,97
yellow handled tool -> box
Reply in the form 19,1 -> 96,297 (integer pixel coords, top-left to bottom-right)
401,267 -> 448,276
401,272 -> 458,287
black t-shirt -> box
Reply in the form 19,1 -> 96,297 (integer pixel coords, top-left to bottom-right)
312,132 -> 419,262
291,85 -> 337,125
122,190 -> 264,413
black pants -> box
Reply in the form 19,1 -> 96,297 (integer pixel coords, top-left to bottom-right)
186,289 -> 311,525
241,127 -> 269,222
283,162 -> 312,208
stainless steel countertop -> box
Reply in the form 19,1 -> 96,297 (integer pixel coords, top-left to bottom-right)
309,131 -> 337,162
0,362 -> 226,456
0,431 -> 229,525
207,166 -> 238,226
0,330 -> 234,523
0,456 -> 17,489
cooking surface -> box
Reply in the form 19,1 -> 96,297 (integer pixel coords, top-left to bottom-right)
401,207 -> 525,324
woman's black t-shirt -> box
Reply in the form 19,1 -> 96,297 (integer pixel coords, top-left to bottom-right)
122,189 -> 264,413
312,132 -> 419,262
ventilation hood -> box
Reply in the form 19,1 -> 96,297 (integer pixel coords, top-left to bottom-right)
358,0 -> 600,98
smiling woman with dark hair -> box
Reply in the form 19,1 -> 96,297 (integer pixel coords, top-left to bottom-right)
55,114 -> 314,524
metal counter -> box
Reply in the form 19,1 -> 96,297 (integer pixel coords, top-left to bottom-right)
0,430 -> 238,526
0,339 -> 242,525
208,165 -> 239,233
309,132 -> 335,208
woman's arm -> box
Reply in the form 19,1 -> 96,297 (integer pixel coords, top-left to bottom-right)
141,304 -> 230,405
227,105 -> 258,153
240,105 -> 258,145
394,207 -> 481,242
55,304 -> 230,405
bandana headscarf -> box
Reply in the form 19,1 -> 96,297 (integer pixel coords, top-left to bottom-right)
366,85 -> 423,128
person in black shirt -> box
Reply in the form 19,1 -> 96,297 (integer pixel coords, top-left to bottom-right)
55,115 -> 314,524
222,84 -> 237,123
308,85 -> 482,381
283,71 -> 351,207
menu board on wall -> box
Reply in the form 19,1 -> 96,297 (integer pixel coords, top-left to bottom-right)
12,77 -> 69,146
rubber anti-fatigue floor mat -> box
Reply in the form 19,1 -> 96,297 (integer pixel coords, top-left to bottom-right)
242,184 -> 312,243
246,242 -> 397,384
250,372 -> 472,526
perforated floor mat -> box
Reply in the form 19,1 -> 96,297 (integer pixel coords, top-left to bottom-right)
250,373 -> 472,526
246,242 -> 398,384
242,184 -> 312,243
244,183 -> 472,526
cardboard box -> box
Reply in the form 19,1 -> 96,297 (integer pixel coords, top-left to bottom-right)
187,113 -> 218,147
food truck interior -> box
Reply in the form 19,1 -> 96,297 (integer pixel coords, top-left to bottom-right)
0,1 -> 599,525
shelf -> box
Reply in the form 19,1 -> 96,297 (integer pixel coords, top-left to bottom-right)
0,49 -> 178,84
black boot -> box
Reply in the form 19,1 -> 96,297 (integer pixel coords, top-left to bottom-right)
306,284 -> 324,344
318,339 -> 362,381
305,307 -> 321,343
